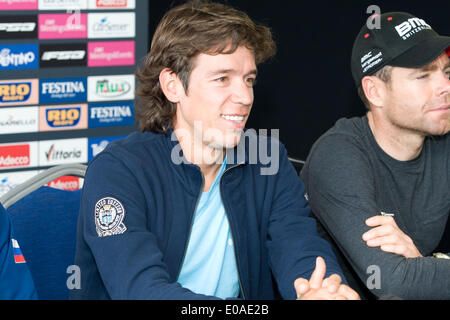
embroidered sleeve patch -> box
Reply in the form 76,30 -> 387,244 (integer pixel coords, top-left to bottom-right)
94,197 -> 127,237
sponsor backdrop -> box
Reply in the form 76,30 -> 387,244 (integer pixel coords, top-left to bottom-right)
0,0 -> 148,195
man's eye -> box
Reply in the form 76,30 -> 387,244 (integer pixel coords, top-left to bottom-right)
416,74 -> 429,80
445,71 -> 450,80
216,77 -> 227,82
246,77 -> 257,86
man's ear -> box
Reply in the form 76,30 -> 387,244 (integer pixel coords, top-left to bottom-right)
159,68 -> 183,103
361,75 -> 386,109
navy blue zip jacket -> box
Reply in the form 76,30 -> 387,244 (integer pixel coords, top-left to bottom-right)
71,129 -> 344,300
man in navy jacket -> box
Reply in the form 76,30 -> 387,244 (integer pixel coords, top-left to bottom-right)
71,0 -> 359,300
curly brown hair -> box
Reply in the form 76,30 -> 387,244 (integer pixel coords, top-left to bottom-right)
135,0 -> 276,133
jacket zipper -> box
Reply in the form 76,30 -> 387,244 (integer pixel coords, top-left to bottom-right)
175,173 -> 204,281
175,163 -> 246,300
219,164 -> 246,300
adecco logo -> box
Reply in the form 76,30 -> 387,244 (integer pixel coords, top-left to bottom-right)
46,175 -> 83,191
87,0 -> 134,9
87,74 -> 134,102
0,79 -> 39,107
0,142 -> 38,170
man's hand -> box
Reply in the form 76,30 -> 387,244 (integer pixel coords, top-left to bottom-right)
362,215 -> 422,258
294,257 -> 360,300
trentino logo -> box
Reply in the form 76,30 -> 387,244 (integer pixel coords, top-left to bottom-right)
0,44 -> 38,70
89,101 -> 134,127
40,77 -> 87,103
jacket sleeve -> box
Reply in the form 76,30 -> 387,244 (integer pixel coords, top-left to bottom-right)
0,208 -> 38,300
265,141 -> 345,300
301,134 -> 450,299
79,152 -> 220,299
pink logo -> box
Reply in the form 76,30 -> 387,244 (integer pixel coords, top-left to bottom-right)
0,0 -> 37,10
39,13 -> 87,40
88,41 -> 135,67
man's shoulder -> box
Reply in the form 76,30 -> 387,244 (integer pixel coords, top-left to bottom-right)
309,116 -> 369,158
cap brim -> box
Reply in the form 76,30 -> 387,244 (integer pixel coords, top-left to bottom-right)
389,35 -> 450,68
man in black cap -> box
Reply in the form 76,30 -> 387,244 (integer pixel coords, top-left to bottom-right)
301,12 -> 450,299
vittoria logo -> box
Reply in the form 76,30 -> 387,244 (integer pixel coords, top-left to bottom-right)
39,138 -> 87,165
0,144 -> 30,168
394,18 -> 432,39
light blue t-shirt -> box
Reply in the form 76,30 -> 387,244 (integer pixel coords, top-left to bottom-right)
177,157 -> 240,299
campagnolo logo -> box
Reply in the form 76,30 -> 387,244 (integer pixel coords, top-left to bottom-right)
95,79 -> 130,98
0,48 -> 35,67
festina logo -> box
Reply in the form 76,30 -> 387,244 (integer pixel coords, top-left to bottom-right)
42,81 -> 85,94
42,50 -> 86,61
45,145 -> 82,161
90,105 -> 131,119
0,23 -> 36,32
95,79 -> 130,97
